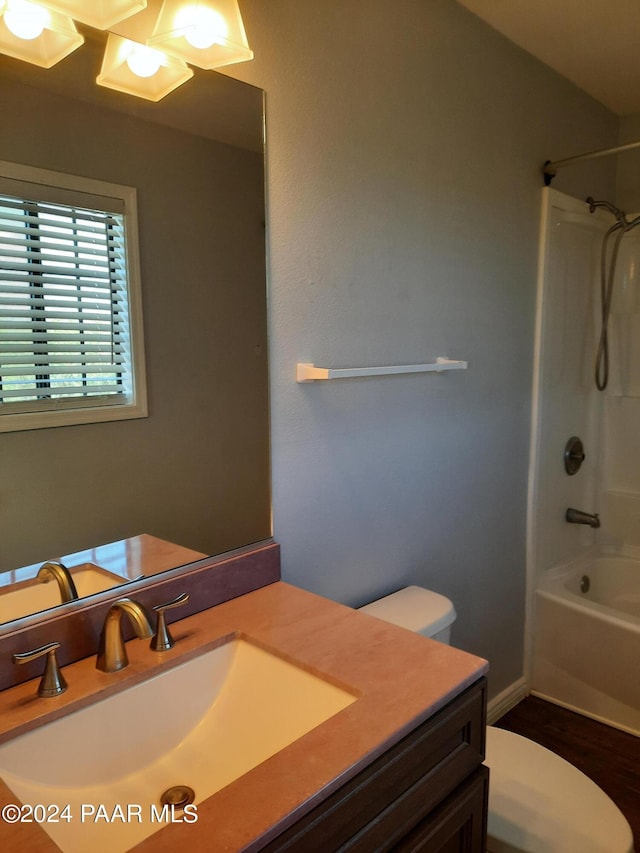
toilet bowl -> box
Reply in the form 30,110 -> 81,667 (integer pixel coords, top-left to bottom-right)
359,586 -> 634,853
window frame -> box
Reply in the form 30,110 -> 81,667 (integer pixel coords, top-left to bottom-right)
0,161 -> 147,433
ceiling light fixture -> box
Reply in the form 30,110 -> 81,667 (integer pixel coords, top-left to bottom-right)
0,0 -> 82,67
0,0 -> 253,100
96,32 -> 192,101
28,0 -> 147,31
4,0 -> 48,38
148,0 -> 253,69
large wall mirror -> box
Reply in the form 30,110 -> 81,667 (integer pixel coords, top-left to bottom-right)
0,28 -> 270,629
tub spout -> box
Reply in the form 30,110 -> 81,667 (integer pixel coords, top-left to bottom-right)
566,508 -> 600,528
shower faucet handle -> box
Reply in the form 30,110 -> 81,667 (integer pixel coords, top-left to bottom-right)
564,436 -> 586,475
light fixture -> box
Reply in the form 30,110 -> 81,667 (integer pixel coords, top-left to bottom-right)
0,0 -> 254,101
28,0 -> 148,31
0,0 -> 83,67
148,0 -> 253,69
4,0 -> 48,38
97,32 -> 192,101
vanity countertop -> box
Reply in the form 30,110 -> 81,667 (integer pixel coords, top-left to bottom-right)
0,581 -> 488,852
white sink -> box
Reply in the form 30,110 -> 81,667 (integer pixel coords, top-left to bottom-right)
0,564 -> 125,623
0,637 -> 357,852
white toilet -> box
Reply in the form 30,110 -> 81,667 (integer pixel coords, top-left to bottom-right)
359,586 -> 634,853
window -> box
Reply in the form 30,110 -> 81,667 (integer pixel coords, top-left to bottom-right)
0,162 -> 147,432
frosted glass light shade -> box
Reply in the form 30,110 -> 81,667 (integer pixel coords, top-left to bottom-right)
0,0 -> 83,67
97,32 -> 193,101
29,0 -> 147,30
148,0 -> 253,69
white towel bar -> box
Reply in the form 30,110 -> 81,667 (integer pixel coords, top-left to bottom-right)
296,357 -> 468,383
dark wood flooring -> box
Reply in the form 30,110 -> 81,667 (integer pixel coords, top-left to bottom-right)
495,695 -> 640,851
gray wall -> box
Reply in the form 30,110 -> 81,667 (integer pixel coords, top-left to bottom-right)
0,77 -> 270,571
227,0 -> 618,698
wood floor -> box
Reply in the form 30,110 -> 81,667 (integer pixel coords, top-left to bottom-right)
495,695 -> 640,851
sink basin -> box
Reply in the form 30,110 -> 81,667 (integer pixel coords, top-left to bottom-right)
0,637 -> 357,852
0,564 -> 125,623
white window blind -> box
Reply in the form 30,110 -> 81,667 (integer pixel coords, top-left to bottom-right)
0,162 -> 147,432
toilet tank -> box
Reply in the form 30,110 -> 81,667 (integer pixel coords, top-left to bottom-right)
359,586 -> 457,644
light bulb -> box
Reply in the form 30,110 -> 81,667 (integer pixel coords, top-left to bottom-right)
174,4 -> 228,50
3,0 -> 50,40
126,44 -> 163,78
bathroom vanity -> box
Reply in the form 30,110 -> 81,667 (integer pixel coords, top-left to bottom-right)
260,678 -> 488,852
0,581 -> 488,852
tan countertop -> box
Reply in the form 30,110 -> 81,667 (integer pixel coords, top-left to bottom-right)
0,581 -> 488,852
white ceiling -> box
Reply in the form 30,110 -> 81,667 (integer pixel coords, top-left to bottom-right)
457,0 -> 640,116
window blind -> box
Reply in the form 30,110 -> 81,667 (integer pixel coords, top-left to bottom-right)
0,192 -> 133,414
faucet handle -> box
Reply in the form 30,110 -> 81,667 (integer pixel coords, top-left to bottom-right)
13,642 -> 68,698
151,593 -> 190,652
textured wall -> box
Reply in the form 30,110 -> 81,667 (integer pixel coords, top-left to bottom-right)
227,0 -> 619,697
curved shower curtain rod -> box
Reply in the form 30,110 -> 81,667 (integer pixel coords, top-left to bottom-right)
543,139 -> 640,185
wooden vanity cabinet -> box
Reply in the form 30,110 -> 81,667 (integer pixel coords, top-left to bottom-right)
261,677 -> 488,853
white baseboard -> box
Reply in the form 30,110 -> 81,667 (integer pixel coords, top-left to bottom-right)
530,690 -> 640,738
487,677 -> 528,724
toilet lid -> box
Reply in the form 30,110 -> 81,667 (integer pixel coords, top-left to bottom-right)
485,726 -> 633,853
358,586 -> 456,637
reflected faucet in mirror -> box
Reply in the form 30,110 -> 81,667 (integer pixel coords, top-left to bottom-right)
37,561 -> 78,604
0,535 -> 207,629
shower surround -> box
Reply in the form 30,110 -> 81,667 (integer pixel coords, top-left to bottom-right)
528,188 -> 640,736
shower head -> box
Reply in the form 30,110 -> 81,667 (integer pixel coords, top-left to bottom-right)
586,197 -> 627,224
587,197 -> 640,232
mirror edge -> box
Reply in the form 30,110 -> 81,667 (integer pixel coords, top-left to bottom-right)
0,538 -> 280,692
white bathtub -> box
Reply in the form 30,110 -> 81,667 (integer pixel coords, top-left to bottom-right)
531,547 -> 640,737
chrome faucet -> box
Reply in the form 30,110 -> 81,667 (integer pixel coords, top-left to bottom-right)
566,508 -> 601,528
96,598 -> 153,673
37,560 -> 78,603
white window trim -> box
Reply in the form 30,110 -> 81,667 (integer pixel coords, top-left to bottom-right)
0,160 -> 147,433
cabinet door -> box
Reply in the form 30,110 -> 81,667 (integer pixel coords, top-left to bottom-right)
392,766 -> 489,853
260,679 -> 487,853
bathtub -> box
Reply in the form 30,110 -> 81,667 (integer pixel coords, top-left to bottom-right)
531,547 -> 640,737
